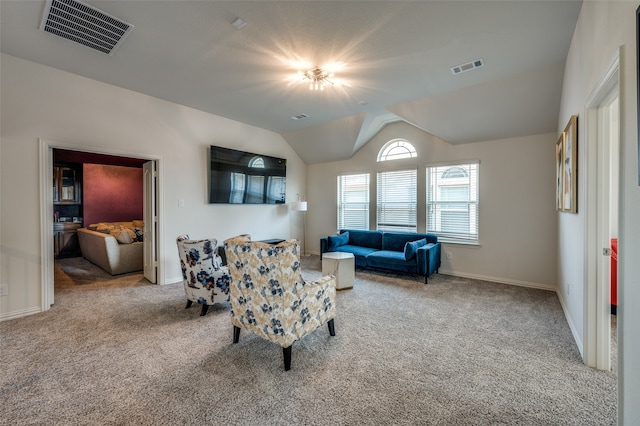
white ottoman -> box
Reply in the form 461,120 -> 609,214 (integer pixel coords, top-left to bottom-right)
322,252 -> 355,290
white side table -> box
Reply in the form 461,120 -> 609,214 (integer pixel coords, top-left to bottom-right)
322,252 -> 355,290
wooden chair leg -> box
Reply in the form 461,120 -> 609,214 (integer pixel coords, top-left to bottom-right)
233,326 -> 241,343
283,346 -> 292,371
185,300 -> 193,309
327,319 -> 335,336
199,304 -> 209,316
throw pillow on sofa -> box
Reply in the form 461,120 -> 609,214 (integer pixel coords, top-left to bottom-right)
328,231 -> 349,251
132,227 -> 144,242
111,228 -> 136,244
94,223 -> 117,234
404,238 -> 427,261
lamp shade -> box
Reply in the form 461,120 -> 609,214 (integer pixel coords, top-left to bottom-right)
291,201 -> 308,212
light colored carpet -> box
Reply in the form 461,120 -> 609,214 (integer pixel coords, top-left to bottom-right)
0,256 -> 617,425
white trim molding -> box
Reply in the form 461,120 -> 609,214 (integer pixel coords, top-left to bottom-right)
437,270 -> 556,292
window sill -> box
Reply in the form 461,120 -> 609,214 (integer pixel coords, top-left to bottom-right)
439,239 -> 480,247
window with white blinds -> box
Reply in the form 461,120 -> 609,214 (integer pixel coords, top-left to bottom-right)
377,169 -> 417,232
337,173 -> 370,230
426,163 -> 478,243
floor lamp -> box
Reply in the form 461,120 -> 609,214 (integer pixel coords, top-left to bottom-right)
291,198 -> 308,256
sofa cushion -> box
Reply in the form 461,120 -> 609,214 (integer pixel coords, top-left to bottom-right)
328,232 -> 349,251
366,250 -> 417,274
342,229 -> 382,249
404,238 -> 427,261
381,232 -> 427,252
333,245 -> 378,267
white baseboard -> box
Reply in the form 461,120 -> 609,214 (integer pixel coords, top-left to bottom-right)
164,276 -> 182,286
0,306 -> 42,322
437,269 -> 557,292
555,290 -> 584,358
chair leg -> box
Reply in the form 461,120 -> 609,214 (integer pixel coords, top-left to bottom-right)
328,319 -> 335,336
185,300 -> 193,309
233,326 -> 241,343
283,346 -> 292,371
199,304 -> 209,316
424,275 -> 428,284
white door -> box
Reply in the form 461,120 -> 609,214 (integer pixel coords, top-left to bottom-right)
143,160 -> 157,283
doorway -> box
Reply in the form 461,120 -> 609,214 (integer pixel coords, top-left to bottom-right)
39,140 -> 162,310
584,52 -> 619,371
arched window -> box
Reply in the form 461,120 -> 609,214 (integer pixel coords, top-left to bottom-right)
249,156 -> 265,168
441,166 -> 468,179
377,139 -> 417,162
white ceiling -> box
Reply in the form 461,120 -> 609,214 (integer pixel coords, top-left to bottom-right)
0,0 -> 582,164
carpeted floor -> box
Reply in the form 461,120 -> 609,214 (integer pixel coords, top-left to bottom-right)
0,256 -> 617,425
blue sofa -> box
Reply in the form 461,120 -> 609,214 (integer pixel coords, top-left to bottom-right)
320,229 -> 441,283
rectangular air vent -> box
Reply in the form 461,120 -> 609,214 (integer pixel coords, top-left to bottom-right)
290,113 -> 309,120
39,0 -> 134,55
451,58 -> 485,75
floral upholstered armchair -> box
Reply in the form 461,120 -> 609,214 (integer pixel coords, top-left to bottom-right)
223,235 -> 337,371
176,235 -> 231,316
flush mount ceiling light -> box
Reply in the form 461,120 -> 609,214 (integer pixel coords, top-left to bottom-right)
299,67 -> 335,91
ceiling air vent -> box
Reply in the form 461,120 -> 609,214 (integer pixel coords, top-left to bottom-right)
451,58 -> 485,75
290,113 -> 309,121
39,0 -> 134,55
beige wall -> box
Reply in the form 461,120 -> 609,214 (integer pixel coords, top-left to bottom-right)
307,121 -> 558,290
0,53 -> 306,319
558,1 -> 640,423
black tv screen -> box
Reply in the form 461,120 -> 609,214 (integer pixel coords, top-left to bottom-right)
209,145 -> 287,204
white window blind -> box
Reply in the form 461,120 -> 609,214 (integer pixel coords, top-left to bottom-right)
377,169 -> 417,232
337,174 -> 370,230
426,163 -> 478,243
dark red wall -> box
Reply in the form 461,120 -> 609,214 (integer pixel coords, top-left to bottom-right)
83,164 -> 143,225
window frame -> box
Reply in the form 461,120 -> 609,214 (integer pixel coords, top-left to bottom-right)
377,138 -> 417,162
426,161 -> 479,244
376,168 -> 418,232
337,173 -> 370,231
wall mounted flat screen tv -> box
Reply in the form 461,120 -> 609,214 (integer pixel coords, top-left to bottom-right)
209,145 -> 287,204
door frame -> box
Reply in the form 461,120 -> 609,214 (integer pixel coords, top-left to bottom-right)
143,160 -> 158,283
583,50 -> 620,370
39,139 -> 164,310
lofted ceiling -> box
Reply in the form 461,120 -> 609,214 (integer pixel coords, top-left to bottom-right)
0,0 -> 582,164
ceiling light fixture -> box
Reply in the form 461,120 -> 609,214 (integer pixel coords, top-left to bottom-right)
299,67 -> 335,91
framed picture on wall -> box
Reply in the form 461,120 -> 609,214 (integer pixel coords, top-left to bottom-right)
555,133 -> 564,211
561,115 -> 578,213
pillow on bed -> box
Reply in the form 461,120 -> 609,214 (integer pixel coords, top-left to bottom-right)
328,231 -> 349,251
404,238 -> 427,261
